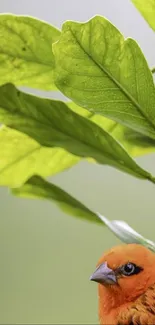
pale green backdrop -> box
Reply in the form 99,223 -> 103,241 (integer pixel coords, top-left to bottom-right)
0,0 -> 155,323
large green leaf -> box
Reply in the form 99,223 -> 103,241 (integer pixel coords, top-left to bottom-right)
1,108 -> 154,188
131,0 -> 155,31
53,15 -> 155,139
0,83 -> 154,183
0,14 -> 60,90
1,104 -> 154,187
0,126 -> 78,187
12,175 -> 155,252
69,102 -> 155,158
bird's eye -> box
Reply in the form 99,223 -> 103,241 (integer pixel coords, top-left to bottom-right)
121,263 -> 143,276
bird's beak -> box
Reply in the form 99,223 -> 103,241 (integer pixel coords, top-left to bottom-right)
90,261 -> 117,285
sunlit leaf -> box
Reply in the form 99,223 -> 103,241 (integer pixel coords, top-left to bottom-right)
69,102 -> 155,158
0,14 -> 60,90
131,0 -> 155,31
1,104 -> 154,188
0,126 -> 78,187
53,15 -> 155,139
0,83 -> 154,183
0,100 -> 154,188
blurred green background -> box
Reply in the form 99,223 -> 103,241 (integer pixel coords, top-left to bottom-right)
1,0 -> 155,323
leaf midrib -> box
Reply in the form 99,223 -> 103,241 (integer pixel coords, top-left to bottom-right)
68,26 -> 155,136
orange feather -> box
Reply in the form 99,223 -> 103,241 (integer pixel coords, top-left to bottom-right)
90,244 -> 155,325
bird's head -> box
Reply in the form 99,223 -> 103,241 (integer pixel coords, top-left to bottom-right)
90,244 -> 155,312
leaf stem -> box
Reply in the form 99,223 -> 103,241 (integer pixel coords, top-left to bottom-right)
149,174 -> 155,184
151,67 -> 155,74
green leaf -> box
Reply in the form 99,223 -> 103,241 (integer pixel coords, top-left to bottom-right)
97,213 -> 155,252
12,175 -> 101,224
69,102 -> 155,158
0,14 -> 60,90
53,15 -> 155,139
131,0 -> 155,31
0,126 -> 78,186
12,175 -> 155,252
1,103 -> 154,187
0,99 -> 154,188
0,83 -> 154,183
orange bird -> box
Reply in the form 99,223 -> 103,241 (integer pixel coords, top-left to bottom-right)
90,243 -> 155,325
